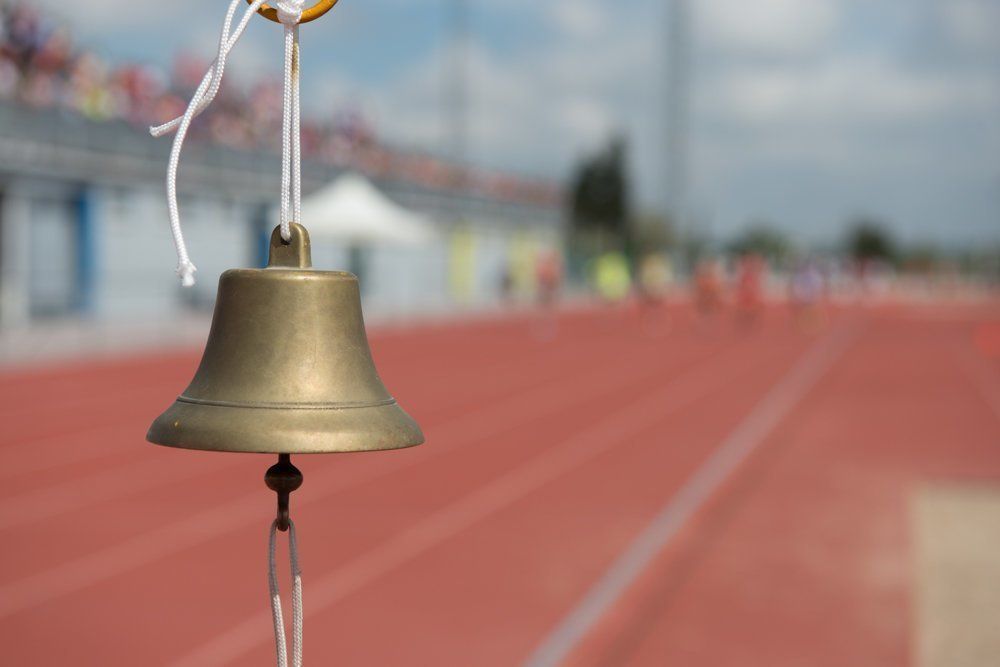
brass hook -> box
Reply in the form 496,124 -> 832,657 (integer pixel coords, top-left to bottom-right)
247,0 -> 340,24
265,454 -> 303,531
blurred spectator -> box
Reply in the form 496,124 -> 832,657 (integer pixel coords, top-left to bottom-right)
0,1 -> 560,206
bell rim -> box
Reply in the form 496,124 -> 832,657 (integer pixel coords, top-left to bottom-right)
147,437 -> 425,455
147,400 -> 425,454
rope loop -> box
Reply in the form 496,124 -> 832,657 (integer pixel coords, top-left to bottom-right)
269,519 -> 303,667
275,0 -> 306,24
248,0 -> 340,24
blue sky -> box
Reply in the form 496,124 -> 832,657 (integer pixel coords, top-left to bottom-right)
36,0 -> 1000,246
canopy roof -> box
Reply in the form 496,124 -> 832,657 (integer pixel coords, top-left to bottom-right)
301,173 -> 437,245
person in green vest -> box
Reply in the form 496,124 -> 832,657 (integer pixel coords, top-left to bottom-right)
593,251 -> 632,304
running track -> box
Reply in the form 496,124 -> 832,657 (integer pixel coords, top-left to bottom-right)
1,300 -> 998,665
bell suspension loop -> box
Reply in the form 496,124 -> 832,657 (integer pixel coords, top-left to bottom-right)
266,454 -> 304,667
269,510 -> 303,667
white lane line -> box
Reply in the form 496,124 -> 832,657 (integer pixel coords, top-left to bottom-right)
522,323 -> 861,667
169,344 -> 767,667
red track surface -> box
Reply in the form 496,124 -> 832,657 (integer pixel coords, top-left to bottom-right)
1,301 -> 998,666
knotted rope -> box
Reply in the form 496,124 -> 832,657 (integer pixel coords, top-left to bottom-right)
151,0 -> 305,286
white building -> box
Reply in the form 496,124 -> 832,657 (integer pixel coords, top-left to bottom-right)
0,102 -> 564,329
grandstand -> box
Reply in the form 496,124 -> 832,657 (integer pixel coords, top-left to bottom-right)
0,2 -> 564,330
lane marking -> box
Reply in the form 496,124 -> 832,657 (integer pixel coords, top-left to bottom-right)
170,338 -> 771,666
0,330 -> 741,616
0,423 -> 138,479
522,322 -> 860,667
0,454 -> 244,531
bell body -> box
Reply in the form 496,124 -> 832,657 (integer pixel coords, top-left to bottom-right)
147,224 -> 424,454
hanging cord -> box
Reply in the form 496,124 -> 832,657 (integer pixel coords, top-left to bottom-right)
277,0 -> 305,241
150,0 -> 305,286
269,519 -> 304,667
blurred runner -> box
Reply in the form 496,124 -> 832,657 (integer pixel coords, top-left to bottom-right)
693,258 -> 725,326
734,253 -> 765,327
789,258 -> 826,332
593,251 -> 632,305
497,263 -> 515,307
533,249 -> 563,339
635,252 -> 673,335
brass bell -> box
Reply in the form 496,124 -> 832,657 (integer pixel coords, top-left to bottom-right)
147,223 -> 424,455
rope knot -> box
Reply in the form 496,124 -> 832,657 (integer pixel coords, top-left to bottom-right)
275,0 -> 306,25
177,259 -> 197,288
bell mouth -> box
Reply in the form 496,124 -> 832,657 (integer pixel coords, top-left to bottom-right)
148,398 -> 425,454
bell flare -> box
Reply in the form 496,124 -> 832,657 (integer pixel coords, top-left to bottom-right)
147,400 -> 423,454
147,223 -> 424,455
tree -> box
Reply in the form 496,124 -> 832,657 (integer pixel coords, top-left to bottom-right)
568,135 -> 632,247
728,224 -> 793,265
632,211 -> 676,255
845,220 -> 895,263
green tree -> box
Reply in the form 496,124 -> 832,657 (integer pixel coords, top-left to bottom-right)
845,220 -> 896,263
568,135 -> 632,248
728,224 -> 793,265
632,211 -> 676,255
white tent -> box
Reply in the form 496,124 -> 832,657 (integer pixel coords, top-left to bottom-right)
301,173 -> 437,245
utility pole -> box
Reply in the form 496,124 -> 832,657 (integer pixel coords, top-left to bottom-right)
447,0 -> 469,189
664,0 -> 691,253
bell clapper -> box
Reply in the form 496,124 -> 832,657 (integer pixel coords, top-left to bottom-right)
265,454 -> 304,532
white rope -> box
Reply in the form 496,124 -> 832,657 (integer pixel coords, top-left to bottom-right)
276,0 -> 306,241
150,0 -> 304,286
149,0 -> 265,286
269,520 -> 304,667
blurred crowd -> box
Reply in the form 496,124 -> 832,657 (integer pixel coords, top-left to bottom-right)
0,1 -> 558,205
580,250 -> 921,331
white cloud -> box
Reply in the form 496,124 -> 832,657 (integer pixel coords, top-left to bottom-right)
702,57 -> 1000,128
698,0 -> 840,56
318,40 -> 625,176
547,1 -> 605,39
35,0 -> 198,32
942,0 -> 1000,53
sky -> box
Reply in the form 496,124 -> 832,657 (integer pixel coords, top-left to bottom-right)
34,0 -> 1000,246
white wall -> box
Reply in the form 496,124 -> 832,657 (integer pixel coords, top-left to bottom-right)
1,180 -> 563,329
97,187 -> 256,318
